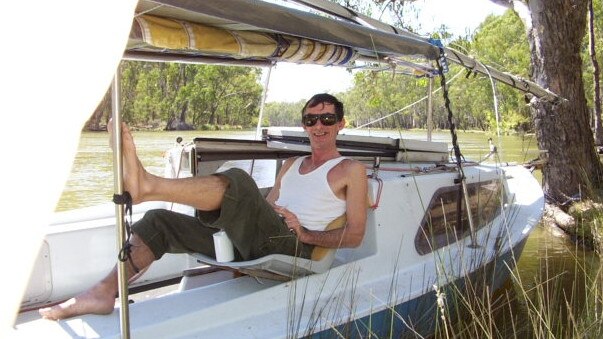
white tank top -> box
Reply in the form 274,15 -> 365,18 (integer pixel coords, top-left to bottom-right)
275,156 -> 346,231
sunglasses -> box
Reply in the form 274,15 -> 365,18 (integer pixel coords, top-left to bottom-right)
302,113 -> 339,127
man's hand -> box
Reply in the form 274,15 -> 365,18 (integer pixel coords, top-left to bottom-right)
273,205 -> 304,236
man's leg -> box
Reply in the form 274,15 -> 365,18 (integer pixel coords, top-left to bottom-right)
38,122 -> 226,320
114,121 -> 229,211
38,234 -> 155,320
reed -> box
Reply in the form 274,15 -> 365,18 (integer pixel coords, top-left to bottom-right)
428,219 -> 603,338
284,180 -> 603,337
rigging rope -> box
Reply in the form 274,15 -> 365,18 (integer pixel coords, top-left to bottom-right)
353,68 -> 464,130
435,58 -> 463,170
435,47 -> 479,248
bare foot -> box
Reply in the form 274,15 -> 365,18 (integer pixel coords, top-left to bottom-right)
108,121 -> 151,204
38,284 -> 116,320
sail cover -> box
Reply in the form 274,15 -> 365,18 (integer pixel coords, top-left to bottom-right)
127,0 -> 438,69
130,14 -> 357,66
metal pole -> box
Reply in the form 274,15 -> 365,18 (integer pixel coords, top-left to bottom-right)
481,60 -> 501,139
255,63 -> 273,140
461,178 -> 479,248
111,68 -> 131,339
251,63 -> 274,175
426,76 -> 434,141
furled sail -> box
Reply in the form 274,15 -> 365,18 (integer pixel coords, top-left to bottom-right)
129,14 -> 357,66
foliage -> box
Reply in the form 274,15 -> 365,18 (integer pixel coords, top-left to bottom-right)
90,62 -> 263,130
461,10 -> 532,132
263,100 -> 306,127
583,0 -> 603,109
568,200 -> 603,251
345,70 -> 432,129
261,9 -> 535,133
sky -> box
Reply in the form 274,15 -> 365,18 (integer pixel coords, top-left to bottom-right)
264,0 -> 507,103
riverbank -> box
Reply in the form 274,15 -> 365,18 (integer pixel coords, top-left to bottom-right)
544,200 -> 603,254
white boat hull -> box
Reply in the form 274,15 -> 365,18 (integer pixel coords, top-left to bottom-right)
21,201 -> 197,310
15,163 -> 543,338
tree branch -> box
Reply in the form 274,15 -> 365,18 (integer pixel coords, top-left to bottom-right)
488,0 -> 532,30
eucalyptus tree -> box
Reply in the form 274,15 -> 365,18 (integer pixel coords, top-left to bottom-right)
120,61 -> 145,124
364,0 -> 603,204
84,61 -> 145,129
132,63 -> 166,124
489,0 -> 603,204
264,100 -> 305,127
97,62 -> 264,129
185,65 -> 262,128
469,11 -> 532,132
346,70 -> 433,129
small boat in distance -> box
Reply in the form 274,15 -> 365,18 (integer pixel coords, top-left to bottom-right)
14,0 -> 552,337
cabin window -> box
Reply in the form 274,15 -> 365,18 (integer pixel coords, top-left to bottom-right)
414,180 -> 504,255
217,159 -> 278,188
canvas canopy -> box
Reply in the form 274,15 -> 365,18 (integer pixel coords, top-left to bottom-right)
125,0 -> 559,101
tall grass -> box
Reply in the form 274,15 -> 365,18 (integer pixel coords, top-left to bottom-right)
284,172 -> 603,338
283,229 -> 602,337
430,221 -> 603,338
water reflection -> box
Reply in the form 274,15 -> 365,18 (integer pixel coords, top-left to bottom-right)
489,225 -> 602,336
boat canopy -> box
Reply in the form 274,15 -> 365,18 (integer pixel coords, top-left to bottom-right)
126,0 -> 559,101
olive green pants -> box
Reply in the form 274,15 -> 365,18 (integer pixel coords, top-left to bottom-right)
132,168 -> 314,261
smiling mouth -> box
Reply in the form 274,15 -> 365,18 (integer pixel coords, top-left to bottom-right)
310,131 -> 330,139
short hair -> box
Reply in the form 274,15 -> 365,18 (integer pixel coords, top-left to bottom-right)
301,93 -> 344,121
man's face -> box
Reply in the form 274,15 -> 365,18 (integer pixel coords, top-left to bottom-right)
302,102 -> 345,149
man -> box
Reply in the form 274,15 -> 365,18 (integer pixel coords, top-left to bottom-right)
39,93 -> 368,320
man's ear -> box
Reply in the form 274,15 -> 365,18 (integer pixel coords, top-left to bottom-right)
338,117 -> 346,131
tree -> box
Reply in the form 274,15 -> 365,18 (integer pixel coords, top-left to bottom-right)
489,0 -> 603,204
588,0 -> 602,145
84,91 -> 110,131
470,11 -> 532,132
84,61 -> 264,130
264,100 -> 305,126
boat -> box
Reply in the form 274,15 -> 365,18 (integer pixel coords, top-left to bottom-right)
12,0 -> 552,337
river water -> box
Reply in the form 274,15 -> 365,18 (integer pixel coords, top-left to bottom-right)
56,128 -> 599,335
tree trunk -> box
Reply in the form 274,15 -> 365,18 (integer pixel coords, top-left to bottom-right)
179,101 -> 188,123
84,90 -> 110,131
589,0 -> 603,145
525,0 -> 603,204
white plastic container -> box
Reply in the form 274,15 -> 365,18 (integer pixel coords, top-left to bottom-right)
213,230 -> 234,262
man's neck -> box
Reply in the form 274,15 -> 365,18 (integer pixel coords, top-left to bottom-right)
308,148 -> 341,166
